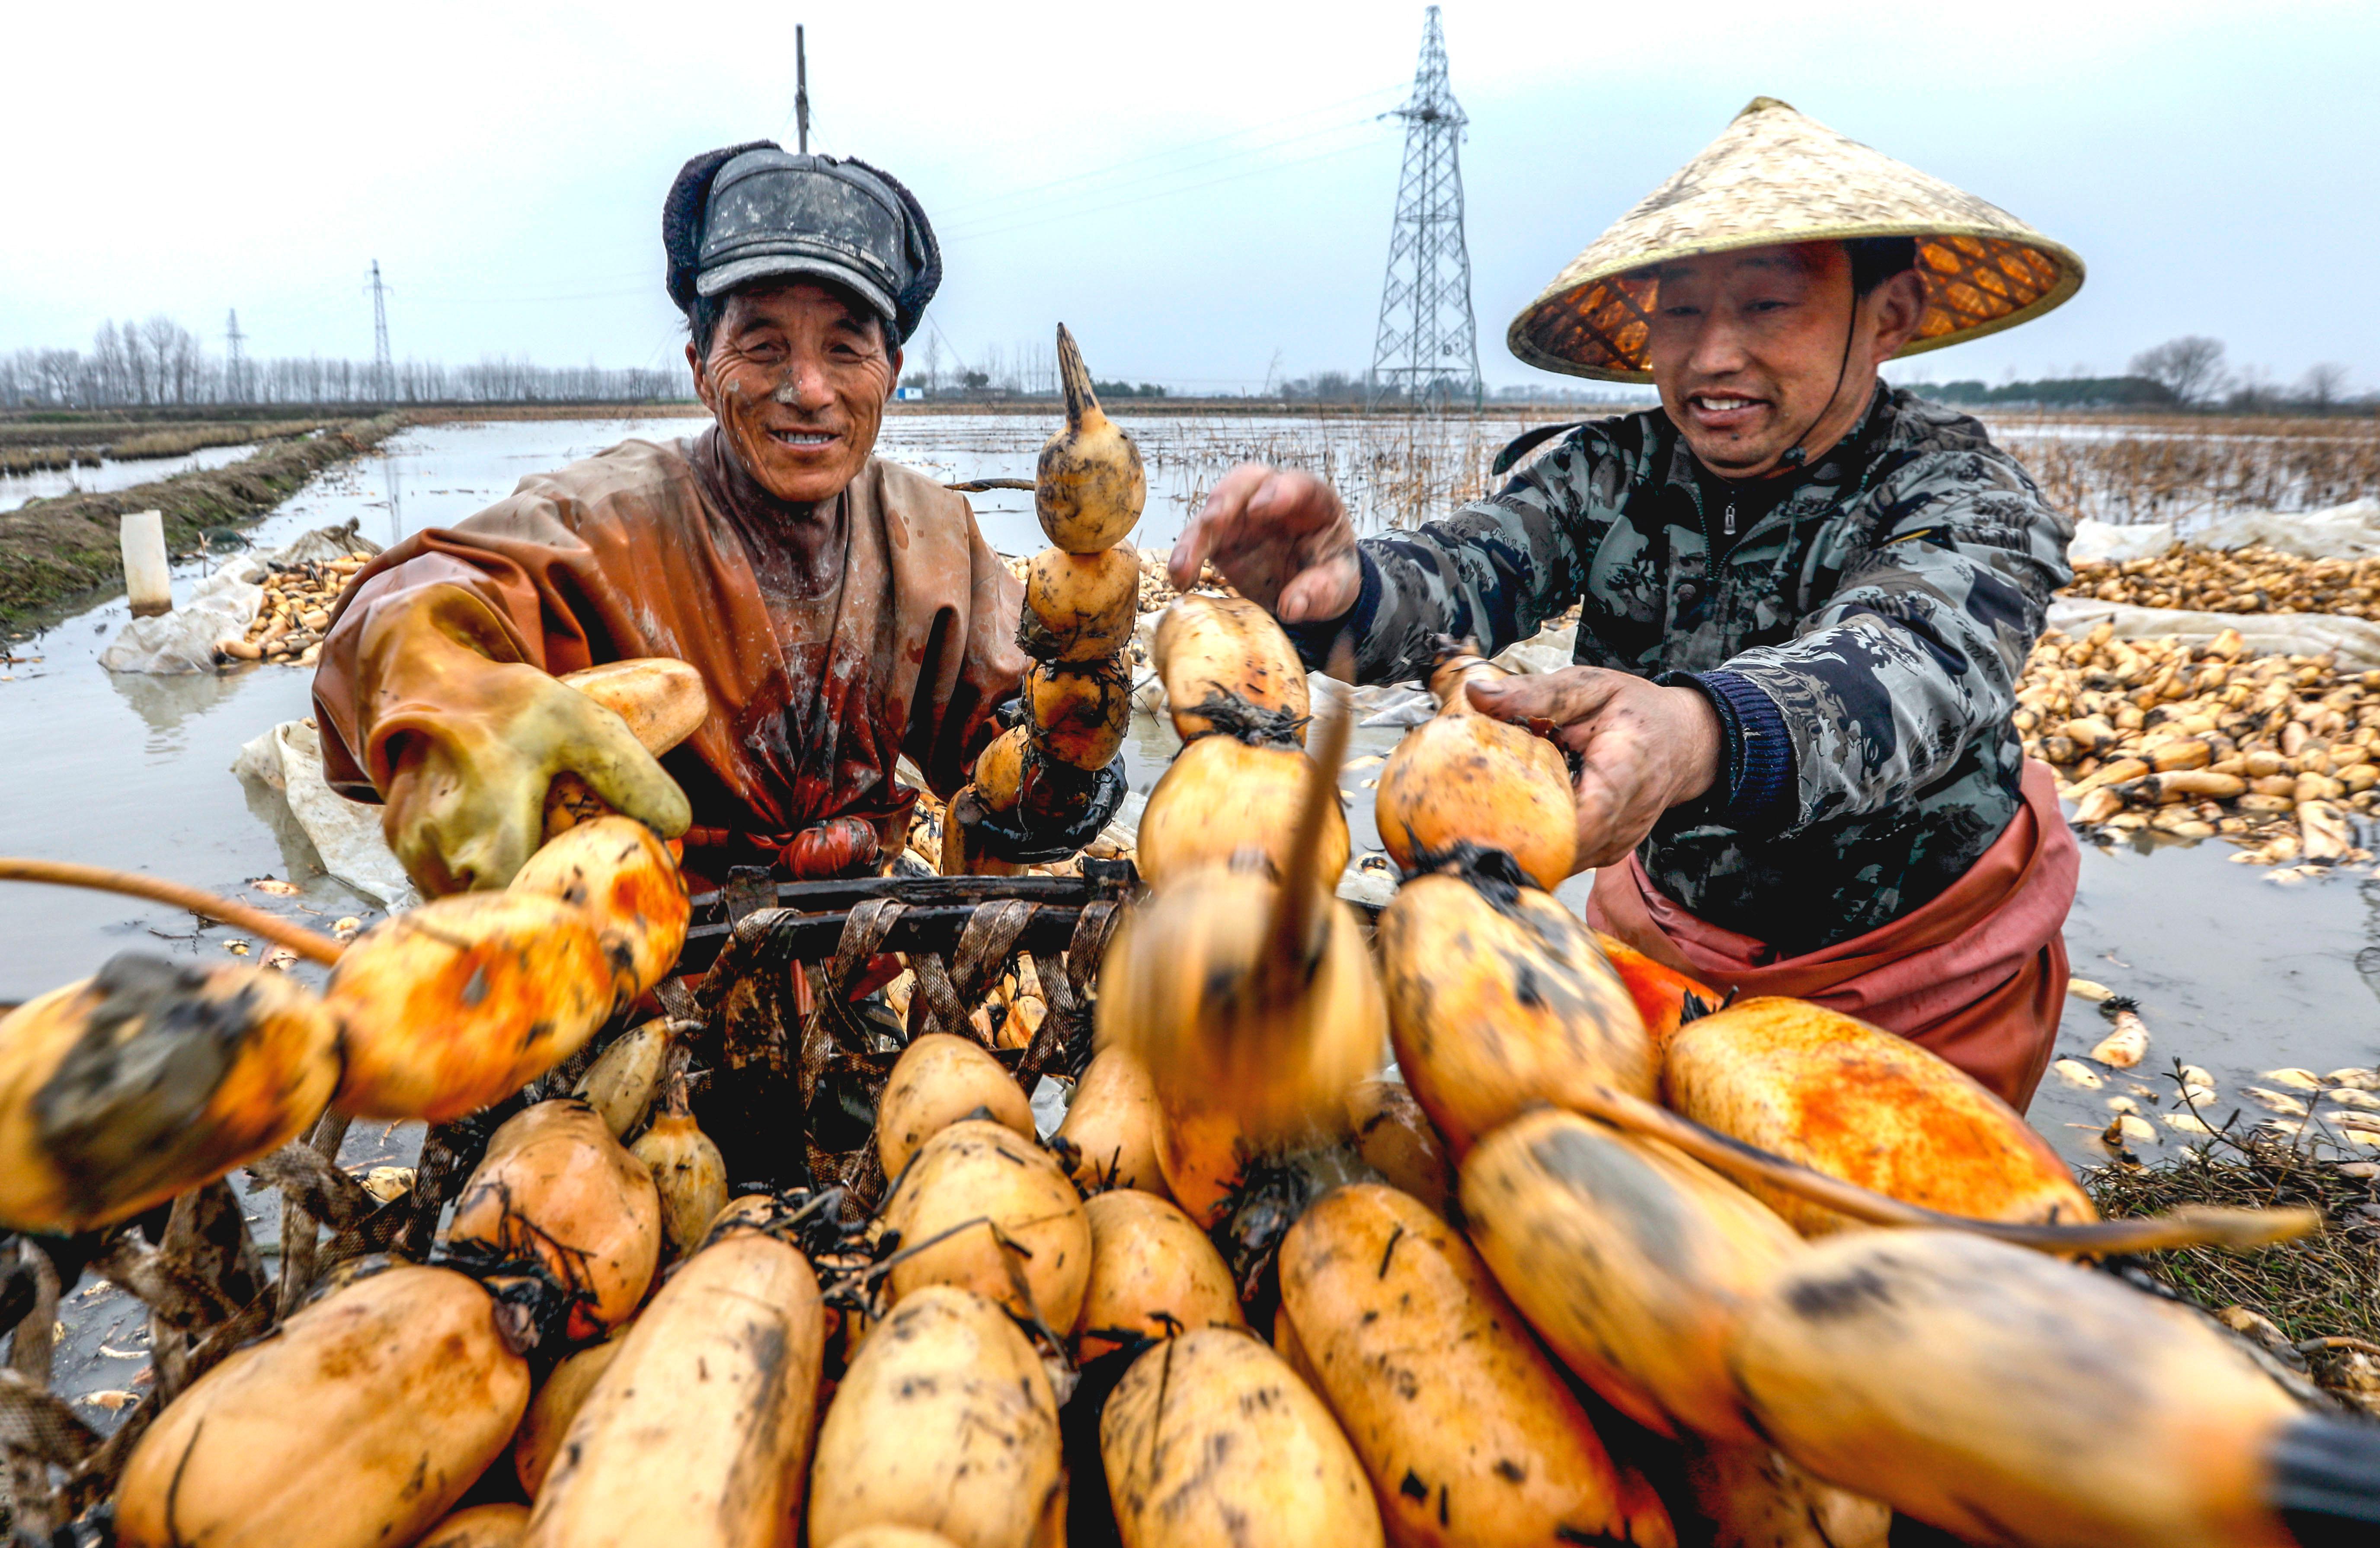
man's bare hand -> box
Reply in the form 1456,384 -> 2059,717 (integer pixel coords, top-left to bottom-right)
1168,463 -> 1360,623
1465,668 -> 1724,872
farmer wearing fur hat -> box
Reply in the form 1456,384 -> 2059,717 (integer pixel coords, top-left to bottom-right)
1174,99 -> 2086,1109
313,145 -> 1029,894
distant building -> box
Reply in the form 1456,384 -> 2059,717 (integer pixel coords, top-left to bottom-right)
894,385 -> 926,402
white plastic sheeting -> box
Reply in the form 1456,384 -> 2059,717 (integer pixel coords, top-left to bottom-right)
2070,499 -> 2380,568
2068,520 -> 2177,566
2194,498 -> 2380,560
232,719 -> 420,912
99,557 -> 267,674
1494,624 -> 1578,677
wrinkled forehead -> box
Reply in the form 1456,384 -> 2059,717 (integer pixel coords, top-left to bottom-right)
1635,240 -> 1846,292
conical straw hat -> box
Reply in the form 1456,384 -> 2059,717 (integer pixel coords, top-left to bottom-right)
1507,97 -> 2084,383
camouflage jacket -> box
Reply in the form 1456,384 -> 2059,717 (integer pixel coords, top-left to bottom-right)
1305,386 -> 2073,951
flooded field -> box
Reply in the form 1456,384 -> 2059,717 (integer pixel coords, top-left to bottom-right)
0,439 -> 263,512
3,407 -> 2376,1203
1986,415 -> 2380,530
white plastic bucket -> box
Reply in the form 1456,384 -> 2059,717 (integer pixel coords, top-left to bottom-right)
122,510 -> 172,617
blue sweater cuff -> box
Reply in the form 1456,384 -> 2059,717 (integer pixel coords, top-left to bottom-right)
1284,548 -> 1381,672
1676,669 -> 1795,832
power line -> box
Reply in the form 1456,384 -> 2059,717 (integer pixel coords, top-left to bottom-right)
941,132 -> 1385,246
405,284 -> 662,306
929,83 -> 1405,222
1369,6 -> 1480,412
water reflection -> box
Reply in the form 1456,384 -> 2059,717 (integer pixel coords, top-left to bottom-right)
2353,875 -> 2380,1000
381,446 -> 406,548
103,653 -> 250,735
237,755 -> 332,883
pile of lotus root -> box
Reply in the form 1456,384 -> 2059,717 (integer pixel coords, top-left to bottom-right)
2020,619 -> 2380,868
213,552 -> 373,666
2069,544 -> 2380,620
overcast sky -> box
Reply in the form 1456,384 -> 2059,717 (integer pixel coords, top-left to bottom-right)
4,0 -> 2372,396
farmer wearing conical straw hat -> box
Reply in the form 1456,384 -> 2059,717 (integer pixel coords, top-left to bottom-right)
1174,98 -> 2086,1109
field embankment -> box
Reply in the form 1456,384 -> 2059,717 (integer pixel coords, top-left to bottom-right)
0,412 -> 339,469
0,413 -> 409,631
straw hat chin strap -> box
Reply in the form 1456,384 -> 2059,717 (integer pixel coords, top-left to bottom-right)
1775,288 -> 1863,474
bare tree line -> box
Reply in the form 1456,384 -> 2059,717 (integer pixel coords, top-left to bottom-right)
2128,337 -> 2363,413
12,317 -> 2359,417
909,334 -> 1063,397
2,316 -> 682,410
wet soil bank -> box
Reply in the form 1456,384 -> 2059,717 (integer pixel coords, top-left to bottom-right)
0,414 -> 409,631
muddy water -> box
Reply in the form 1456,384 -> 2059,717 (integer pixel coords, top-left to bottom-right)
7,413 -> 2380,1414
0,440 -> 265,513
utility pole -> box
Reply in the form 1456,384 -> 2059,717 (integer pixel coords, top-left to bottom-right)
794,25 -> 810,154
1368,6 -> 1481,412
369,260 -> 393,402
224,309 -> 247,404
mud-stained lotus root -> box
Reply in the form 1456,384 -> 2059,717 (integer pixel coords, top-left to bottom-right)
555,658 -> 707,753
1661,996 -> 2096,1237
877,1033 -> 1035,1178
1036,324 -> 1145,554
629,1090 -> 728,1264
1135,734 -> 1349,887
445,1098 -> 661,1340
1279,1183 -> 1671,1548
1152,593 -> 1310,746
326,890 -> 614,1123
1459,1107 -> 1801,1444
1018,543 -> 1140,663
877,1118 -> 1091,1331
114,1265 -> 528,1548
524,1233 -> 825,1548
509,814 -> 690,1000
1024,656 -> 1131,772
1100,1328 -> 1382,1548
1377,869 -> 1649,1158
0,954 -> 340,1235
809,1285 -> 1065,1548
973,725 -> 1033,814
1072,1188 -> 1244,1363
1050,1044 -> 1171,1198
512,1340 -> 621,1497
1096,864 -> 1385,1152
1374,707 -> 1577,890
1344,1079 -> 1456,1216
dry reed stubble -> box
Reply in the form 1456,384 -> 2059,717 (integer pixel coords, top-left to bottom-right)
2088,1104 -> 2380,1353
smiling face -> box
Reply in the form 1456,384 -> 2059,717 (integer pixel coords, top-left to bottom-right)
1643,242 -> 1924,478
686,280 -> 901,504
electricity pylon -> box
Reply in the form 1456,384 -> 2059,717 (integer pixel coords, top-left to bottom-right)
369,260 -> 393,401
1368,6 -> 1481,412
224,309 -> 247,403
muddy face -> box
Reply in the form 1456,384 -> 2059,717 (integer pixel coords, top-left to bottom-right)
688,281 -> 899,505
